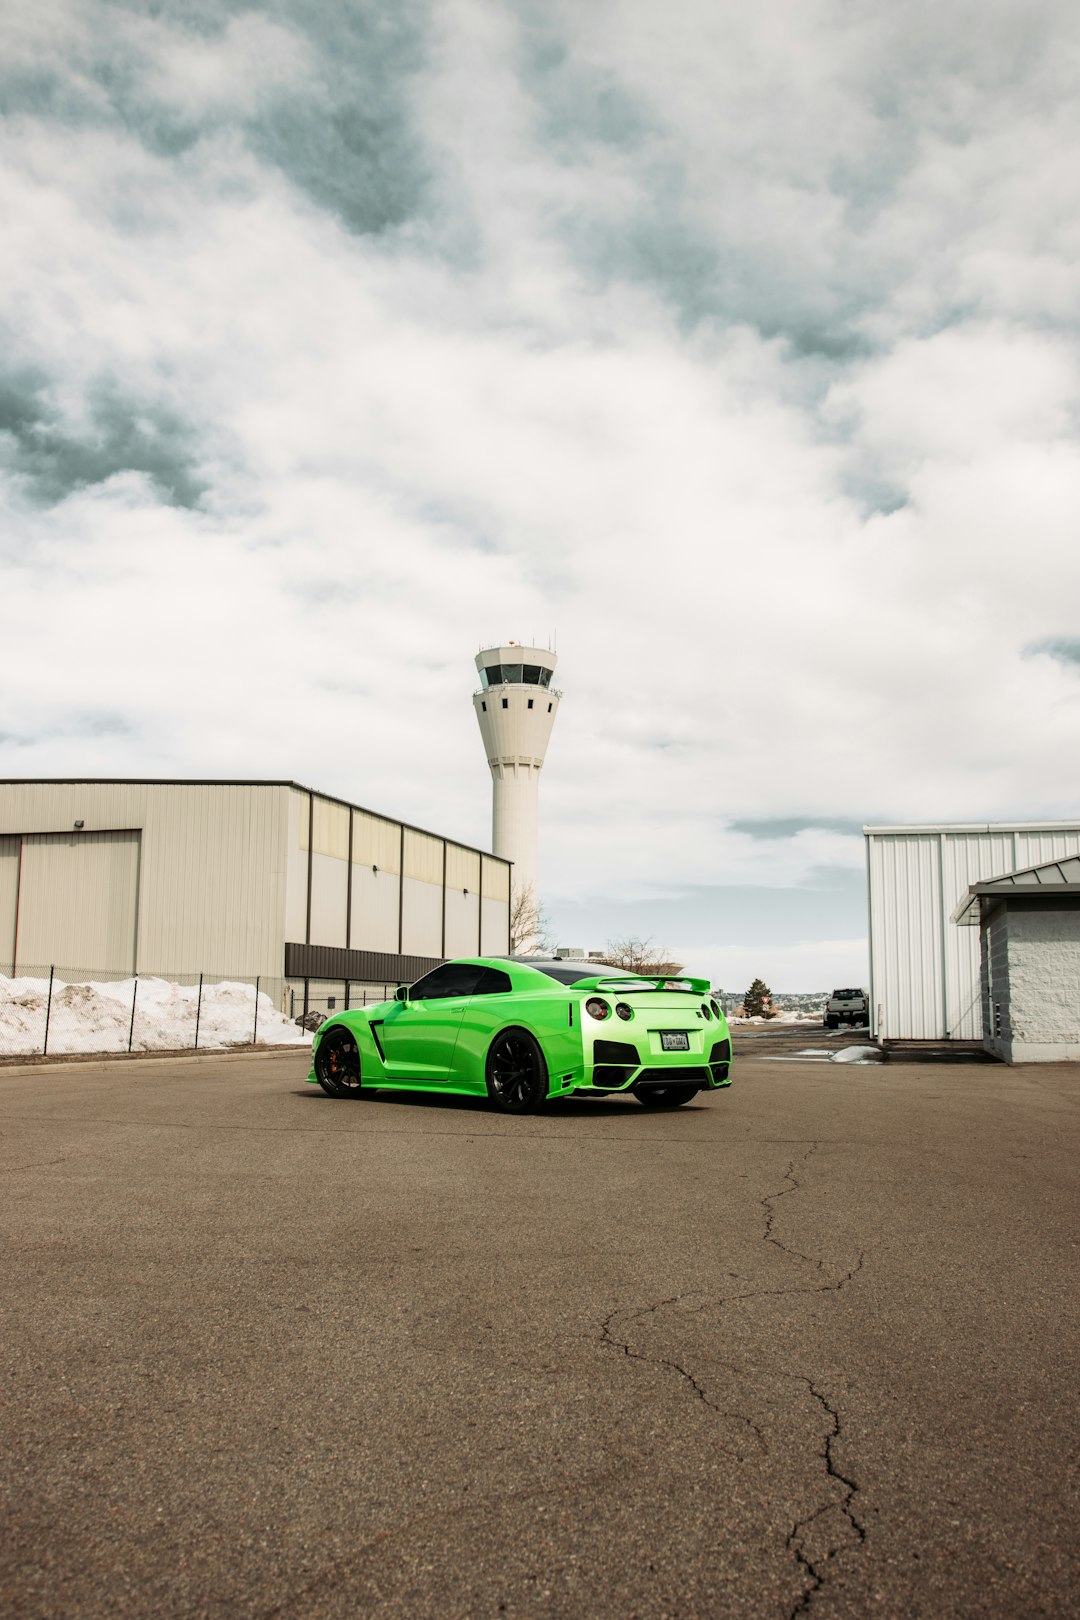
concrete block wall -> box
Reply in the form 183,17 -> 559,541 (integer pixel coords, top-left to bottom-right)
984,899 -> 1080,1062
1006,903 -> 1080,1061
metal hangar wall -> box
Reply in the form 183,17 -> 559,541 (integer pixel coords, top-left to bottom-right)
0,780 -> 511,995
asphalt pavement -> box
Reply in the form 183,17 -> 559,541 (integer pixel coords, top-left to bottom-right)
1,1049 -> 1077,1618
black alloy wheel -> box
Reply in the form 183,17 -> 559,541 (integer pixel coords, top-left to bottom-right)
486,1029 -> 548,1114
634,1083 -> 699,1108
315,1026 -> 365,1098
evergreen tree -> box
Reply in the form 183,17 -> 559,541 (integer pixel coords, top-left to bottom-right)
743,978 -> 773,1018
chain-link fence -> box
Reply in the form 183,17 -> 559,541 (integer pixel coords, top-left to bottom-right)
285,981 -> 397,1031
0,967 -> 312,1059
0,968 -> 409,1060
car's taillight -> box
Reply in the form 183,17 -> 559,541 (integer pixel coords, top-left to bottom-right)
701,1003 -> 712,1019
585,998 -> 611,1020
711,1000 -> 721,1018
615,1002 -> 633,1021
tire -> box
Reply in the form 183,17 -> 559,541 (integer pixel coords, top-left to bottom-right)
485,1029 -> 549,1114
635,1083 -> 699,1108
825,1016 -> 838,1029
315,1026 -> 365,1098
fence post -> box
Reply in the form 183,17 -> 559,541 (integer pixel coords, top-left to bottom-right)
194,972 -> 203,1050
252,976 -> 260,1045
43,966 -> 55,1056
128,978 -> 138,1053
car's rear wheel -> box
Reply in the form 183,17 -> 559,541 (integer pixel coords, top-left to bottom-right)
634,1083 -> 699,1108
486,1029 -> 548,1113
315,1026 -> 365,1098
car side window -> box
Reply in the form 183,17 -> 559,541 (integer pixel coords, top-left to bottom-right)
473,968 -> 512,996
410,963 -> 485,1000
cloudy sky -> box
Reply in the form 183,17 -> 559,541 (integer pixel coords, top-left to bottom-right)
3,0 -> 1080,989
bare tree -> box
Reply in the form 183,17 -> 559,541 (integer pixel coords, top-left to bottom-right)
593,936 -> 685,976
509,883 -> 555,956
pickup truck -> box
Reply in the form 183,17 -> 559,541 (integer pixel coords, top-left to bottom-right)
823,988 -> 869,1029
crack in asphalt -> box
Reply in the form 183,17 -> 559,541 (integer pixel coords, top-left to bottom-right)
599,1141 -> 868,1613
785,1376 -> 866,1618
599,1294 -> 768,1458
762,1143 -> 828,1271
761,1144 -> 868,1615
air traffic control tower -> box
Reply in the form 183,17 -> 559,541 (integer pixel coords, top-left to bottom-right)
473,643 -> 560,922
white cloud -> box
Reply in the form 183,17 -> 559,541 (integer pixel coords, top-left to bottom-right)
2,1 -> 1080,967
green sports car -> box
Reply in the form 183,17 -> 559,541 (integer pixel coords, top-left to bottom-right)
307,956 -> 732,1112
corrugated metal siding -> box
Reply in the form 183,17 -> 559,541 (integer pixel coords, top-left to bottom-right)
482,855 -> 510,904
284,943 -> 441,983
349,866 -> 400,953
940,833 -> 1015,1038
15,830 -> 140,974
1017,831 -> 1080,866
444,888 -> 480,956
0,836 -> 18,974
352,811 -> 400,872
312,797 -> 349,860
310,853 -> 348,947
404,829 -> 442,884
446,844 -> 480,893
480,896 -> 509,956
868,822 -> 1080,1042
401,875 -> 442,958
868,834 -> 943,1039
0,782 -> 289,977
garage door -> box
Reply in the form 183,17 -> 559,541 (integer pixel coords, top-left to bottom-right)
13,831 -> 140,976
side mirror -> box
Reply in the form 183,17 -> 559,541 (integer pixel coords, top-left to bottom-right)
394,985 -> 409,1003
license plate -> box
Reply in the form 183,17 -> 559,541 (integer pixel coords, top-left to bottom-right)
660,1031 -> 690,1052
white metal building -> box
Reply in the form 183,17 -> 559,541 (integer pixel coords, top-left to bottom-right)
865,821 -> 1080,1044
0,780 -> 511,1007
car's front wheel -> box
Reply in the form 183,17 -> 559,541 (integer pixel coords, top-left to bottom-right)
634,1084 -> 699,1108
315,1026 -> 365,1097
486,1029 -> 548,1113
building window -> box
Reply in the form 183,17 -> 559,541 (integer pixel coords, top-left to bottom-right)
547,702 -> 552,712
480,663 -> 552,687
502,698 -> 508,709
527,698 -> 534,709
481,700 -> 486,711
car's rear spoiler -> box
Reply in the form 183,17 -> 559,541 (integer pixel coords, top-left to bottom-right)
586,975 -> 711,996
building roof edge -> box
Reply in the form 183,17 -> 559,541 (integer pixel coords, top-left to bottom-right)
0,778 -> 510,867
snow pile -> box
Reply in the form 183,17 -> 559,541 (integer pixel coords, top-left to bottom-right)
730,1013 -> 822,1025
0,975 -> 313,1057
796,1049 -> 837,1057
830,1045 -> 883,1065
